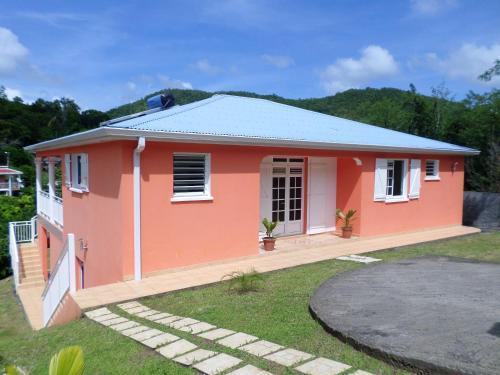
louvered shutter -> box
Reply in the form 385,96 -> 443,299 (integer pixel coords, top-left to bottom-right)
409,159 -> 421,199
373,158 -> 387,201
64,154 -> 71,187
80,154 -> 89,190
259,161 -> 272,235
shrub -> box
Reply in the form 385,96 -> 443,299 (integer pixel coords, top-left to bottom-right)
222,269 -> 264,294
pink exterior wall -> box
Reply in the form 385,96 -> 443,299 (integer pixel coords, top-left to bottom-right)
36,140 -> 466,288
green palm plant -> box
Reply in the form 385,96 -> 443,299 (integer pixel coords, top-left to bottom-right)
5,346 -> 84,375
262,217 -> 277,238
222,269 -> 265,293
336,208 -> 357,228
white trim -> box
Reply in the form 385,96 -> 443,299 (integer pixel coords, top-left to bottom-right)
133,137 -> 145,281
68,233 -> 76,293
171,195 -> 214,202
69,187 -> 87,194
24,126 -> 480,155
307,226 -> 335,235
424,176 -> 441,181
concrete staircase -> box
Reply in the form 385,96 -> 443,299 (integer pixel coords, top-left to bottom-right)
18,243 -> 45,290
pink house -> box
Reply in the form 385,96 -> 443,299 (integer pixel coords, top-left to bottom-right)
19,94 -> 477,326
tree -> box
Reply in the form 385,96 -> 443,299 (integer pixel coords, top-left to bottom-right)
479,60 -> 500,81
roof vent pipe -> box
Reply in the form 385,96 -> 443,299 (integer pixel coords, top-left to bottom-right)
146,94 -> 175,110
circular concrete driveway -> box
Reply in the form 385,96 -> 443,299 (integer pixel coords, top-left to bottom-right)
310,256 -> 500,375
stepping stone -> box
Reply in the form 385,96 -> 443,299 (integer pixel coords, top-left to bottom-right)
193,353 -> 242,375
110,321 -> 140,331
179,321 -> 216,334
264,348 -> 314,367
173,348 -> 217,366
101,317 -> 129,327
199,328 -> 235,341
155,316 -> 183,325
226,364 -> 273,375
145,312 -> 172,321
142,332 -> 180,349
92,313 -> 119,322
156,339 -> 198,359
240,340 -> 284,357
335,255 -> 380,264
350,371 -> 374,375
136,310 -> 159,318
85,307 -> 111,318
121,325 -> 150,337
295,357 -> 351,375
117,301 -> 142,309
125,306 -> 150,314
217,332 -> 259,349
130,328 -> 164,342
169,317 -> 200,329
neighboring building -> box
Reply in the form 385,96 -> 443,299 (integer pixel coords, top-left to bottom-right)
0,165 -> 23,196
20,94 -> 478,297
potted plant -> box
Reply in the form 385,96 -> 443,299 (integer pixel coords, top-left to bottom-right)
262,217 -> 278,251
336,208 -> 357,239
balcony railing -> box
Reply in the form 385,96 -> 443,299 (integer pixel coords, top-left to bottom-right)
38,190 -> 63,227
0,182 -> 22,190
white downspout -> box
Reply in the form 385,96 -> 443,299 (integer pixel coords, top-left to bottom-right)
133,137 -> 146,281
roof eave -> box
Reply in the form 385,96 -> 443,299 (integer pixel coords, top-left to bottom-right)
24,127 -> 480,156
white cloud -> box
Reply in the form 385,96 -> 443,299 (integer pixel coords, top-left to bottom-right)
261,54 -> 294,69
424,43 -> 500,84
193,59 -> 222,75
157,75 -> 193,89
320,45 -> 399,94
410,0 -> 457,16
126,81 -> 137,91
4,87 -> 22,100
0,27 -> 29,74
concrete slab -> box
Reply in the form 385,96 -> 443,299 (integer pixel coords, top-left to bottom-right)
121,325 -> 150,337
136,310 -> 159,318
335,255 -> 380,263
145,312 -> 172,321
85,307 -> 111,318
217,332 -> 258,349
173,349 -> 217,366
130,328 -> 163,342
110,321 -> 140,331
226,365 -> 273,375
295,357 -> 351,375
193,353 -> 242,375
169,317 -> 199,329
117,301 -> 142,309
142,332 -> 180,349
179,321 -> 216,334
156,339 -> 198,359
350,371 -> 374,375
100,317 -> 128,326
155,315 -> 183,325
310,256 -> 500,375
239,340 -> 284,357
92,313 -> 119,322
198,328 -> 235,341
264,349 -> 313,367
124,306 -> 150,314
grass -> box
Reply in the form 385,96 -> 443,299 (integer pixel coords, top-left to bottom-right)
0,232 -> 498,374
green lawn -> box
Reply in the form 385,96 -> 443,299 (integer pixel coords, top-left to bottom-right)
0,232 -> 498,374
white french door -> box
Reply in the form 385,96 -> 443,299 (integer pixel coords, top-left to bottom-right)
268,158 -> 304,236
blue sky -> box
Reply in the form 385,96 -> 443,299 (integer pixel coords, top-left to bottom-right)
0,0 -> 499,110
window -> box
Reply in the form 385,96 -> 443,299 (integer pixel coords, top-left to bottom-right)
374,158 -> 409,202
172,153 -> 212,201
64,153 -> 88,192
425,160 -> 440,180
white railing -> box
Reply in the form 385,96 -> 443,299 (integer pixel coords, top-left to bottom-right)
53,196 -> 64,226
38,190 -> 50,218
42,233 -> 76,327
11,217 -> 37,243
8,223 -> 20,288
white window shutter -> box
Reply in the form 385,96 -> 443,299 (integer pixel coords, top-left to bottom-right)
373,158 -> 387,201
64,154 -> 71,187
259,161 -> 273,234
80,154 -> 89,190
409,159 -> 421,199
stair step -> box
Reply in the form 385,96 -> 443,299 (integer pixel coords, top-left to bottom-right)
18,281 -> 45,289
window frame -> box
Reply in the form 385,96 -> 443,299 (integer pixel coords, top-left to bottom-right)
66,153 -> 89,193
425,159 -> 440,181
385,159 -> 408,202
171,152 -> 213,202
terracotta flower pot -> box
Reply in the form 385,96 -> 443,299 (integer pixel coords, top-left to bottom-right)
263,237 -> 276,251
341,226 -> 353,239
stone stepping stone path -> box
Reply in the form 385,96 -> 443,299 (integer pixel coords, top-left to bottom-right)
335,255 -> 381,263
111,301 -> 376,375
